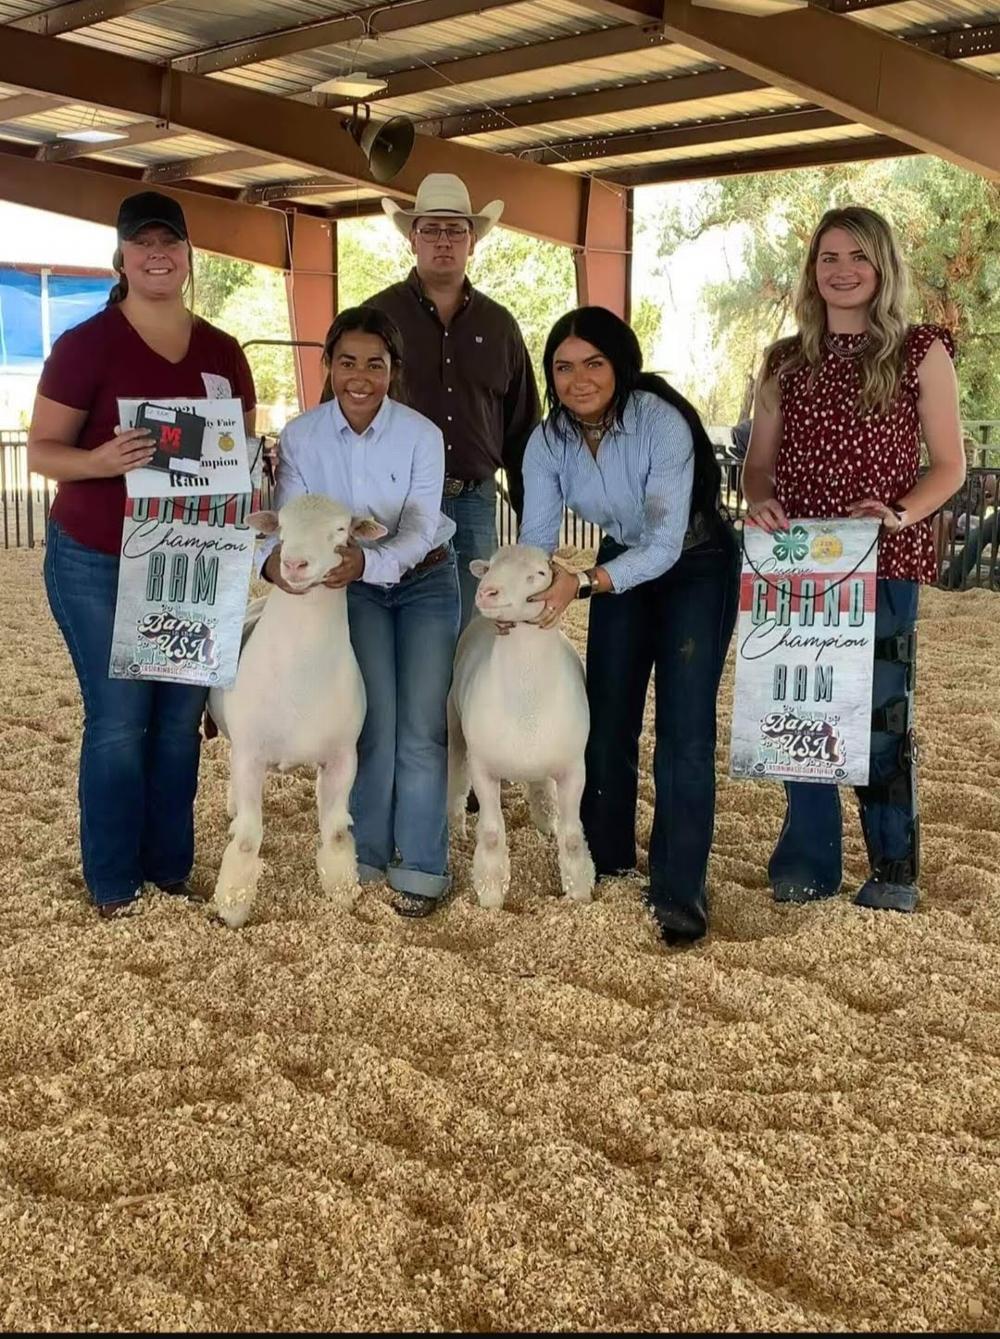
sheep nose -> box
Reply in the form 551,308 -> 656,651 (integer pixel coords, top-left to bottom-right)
284,557 -> 308,574
478,584 -> 500,601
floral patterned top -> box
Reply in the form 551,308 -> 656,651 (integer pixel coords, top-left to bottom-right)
774,323 -> 955,583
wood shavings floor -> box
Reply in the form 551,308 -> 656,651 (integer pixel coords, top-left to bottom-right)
2,549 -> 998,1332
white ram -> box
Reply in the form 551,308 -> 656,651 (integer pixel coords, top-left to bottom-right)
207,493 -> 384,928
447,545 -> 595,908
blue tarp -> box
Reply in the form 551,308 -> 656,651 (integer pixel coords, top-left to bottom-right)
0,269 -> 110,369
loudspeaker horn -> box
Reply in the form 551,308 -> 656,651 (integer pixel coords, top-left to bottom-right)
344,106 -> 415,185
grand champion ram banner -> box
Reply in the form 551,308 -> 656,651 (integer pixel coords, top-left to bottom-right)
108,437 -> 262,690
729,518 -> 880,787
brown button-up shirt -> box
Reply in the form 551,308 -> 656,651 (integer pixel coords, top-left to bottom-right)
364,269 -> 540,517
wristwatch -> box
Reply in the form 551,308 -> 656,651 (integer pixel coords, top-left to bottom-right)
576,569 -> 594,600
888,502 -> 907,528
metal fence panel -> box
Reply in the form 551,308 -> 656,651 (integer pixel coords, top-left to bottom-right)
4,429 -> 998,589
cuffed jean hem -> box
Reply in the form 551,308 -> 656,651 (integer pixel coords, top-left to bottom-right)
387,865 -> 451,899
357,862 -> 386,885
92,886 -> 143,910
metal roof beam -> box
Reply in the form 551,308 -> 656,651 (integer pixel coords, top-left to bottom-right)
0,148 -> 292,265
241,177 -> 356,204
602,133 -> 918,185
171,0 -> 523,77
0,25 -> 587,245
0,92 -> 66,121
364,23 -> 673,103
650,0 -> 1000,178
431,68 -> 764,137
35,119 -> 177,161
522,107 -> 846,164
911,22 -> 1000,62
10,1 -> 164,36
145,149 -> 278,184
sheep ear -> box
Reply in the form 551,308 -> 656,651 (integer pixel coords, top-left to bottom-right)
247,510 -> 279,535
469,559 -> 490,578
351,516 -> 388,541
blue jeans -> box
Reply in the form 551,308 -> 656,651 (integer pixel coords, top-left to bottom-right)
769,578 -> 920,894
443,478 -> 498,633
43,521 -> 207,906
346,553 -> 461,898
581,529 -> 741,937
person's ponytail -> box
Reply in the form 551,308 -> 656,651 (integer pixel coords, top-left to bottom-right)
107,247 -> 128,304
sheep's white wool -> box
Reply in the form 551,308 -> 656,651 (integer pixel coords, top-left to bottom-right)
208,494 -> 371,926
448,545 -> 595,908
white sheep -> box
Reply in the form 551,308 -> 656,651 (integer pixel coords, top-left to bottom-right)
448,544 -> 595,908
207,493 -> 384,928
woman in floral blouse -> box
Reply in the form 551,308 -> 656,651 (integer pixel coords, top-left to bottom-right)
743,205 -> 966,913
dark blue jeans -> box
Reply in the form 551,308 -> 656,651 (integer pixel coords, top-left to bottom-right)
346,552 -> 461,898
443,478 -> 498,634
769,578 -> 920,894
44,521 -> 207,906
581,529 -> 741,936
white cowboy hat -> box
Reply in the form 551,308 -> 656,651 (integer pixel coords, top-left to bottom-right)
382,173 -> 504,241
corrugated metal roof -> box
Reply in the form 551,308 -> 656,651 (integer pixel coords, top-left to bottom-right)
0,0 -> 995,200
851,0 -> 998,34
587,121 -> 878,174
372,46 -> 719,122
458,87 -> 807,151
204,1 -> 618,98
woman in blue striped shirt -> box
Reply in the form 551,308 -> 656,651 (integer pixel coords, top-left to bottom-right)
260,306 -> 460,918
518,307 -> 739,945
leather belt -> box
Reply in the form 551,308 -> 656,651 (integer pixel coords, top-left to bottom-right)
401,544 -> 449,580
443,476 -> 479,499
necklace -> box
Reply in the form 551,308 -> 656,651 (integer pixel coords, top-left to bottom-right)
824,332 -> 872,359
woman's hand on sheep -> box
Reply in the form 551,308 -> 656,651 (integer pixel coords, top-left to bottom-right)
529,564 -> 579,630
323,545 -> 365,589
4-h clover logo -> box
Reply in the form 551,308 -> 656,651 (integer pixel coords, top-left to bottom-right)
772,525 -> 809,562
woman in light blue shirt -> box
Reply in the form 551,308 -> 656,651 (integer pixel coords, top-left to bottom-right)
519,307 -> 740,946
260,307 -> 460,917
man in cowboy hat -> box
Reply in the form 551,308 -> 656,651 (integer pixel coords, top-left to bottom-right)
365,172 -> 539,632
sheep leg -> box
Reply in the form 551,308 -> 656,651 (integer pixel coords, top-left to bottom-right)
554,762 -> 595,903
446,693 -> 470,839
316,746 -> 358,908
214,747 -> 266,929
469,758 -> 509,910
527,779 -> 558,836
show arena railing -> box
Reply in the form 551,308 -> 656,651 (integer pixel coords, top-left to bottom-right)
2,427 -> 997,592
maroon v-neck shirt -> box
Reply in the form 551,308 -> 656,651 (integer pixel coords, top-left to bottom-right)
38,304 -> 256,555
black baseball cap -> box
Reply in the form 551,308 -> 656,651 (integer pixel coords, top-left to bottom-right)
116,190 -> 188,242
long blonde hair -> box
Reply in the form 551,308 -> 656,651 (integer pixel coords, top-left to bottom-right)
766,206 -> 910,416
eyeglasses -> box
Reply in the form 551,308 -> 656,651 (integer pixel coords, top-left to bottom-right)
414,225 -> 472,242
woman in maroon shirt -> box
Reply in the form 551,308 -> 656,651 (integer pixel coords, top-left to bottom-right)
28,191 -> 256,918
743,206 -> 965,914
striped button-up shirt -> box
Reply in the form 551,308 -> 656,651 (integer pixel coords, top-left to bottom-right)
518,390 -> 694,593
257,395 -> 455,586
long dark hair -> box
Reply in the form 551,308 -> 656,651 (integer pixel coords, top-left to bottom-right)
320,305 -> 404,404
542,306 -> 725,532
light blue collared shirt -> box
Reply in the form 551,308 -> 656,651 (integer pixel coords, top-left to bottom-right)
518,389 -> 694,593
257,395 -> 455,586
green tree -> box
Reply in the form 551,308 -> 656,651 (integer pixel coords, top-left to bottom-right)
193,251 -> 255,323
651,158 -> 1000,422
214,267 -> 297,410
